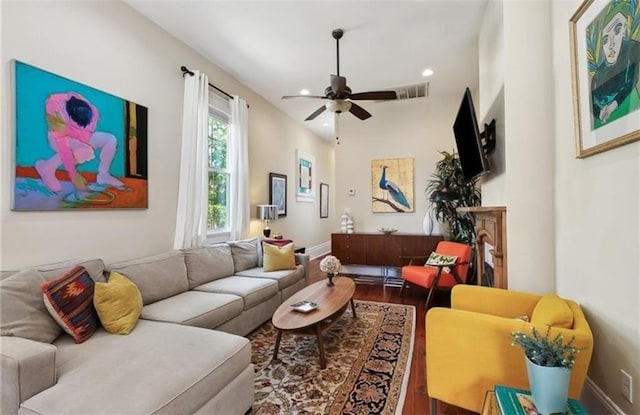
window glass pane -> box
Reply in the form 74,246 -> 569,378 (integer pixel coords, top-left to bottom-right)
208,117 -> 228,170
208,171 -> 229,230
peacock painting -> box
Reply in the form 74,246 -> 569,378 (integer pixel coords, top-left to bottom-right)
371,158 -> 414,213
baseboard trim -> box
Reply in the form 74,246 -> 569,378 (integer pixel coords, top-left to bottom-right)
583,377 -> 625,415
307,241 -> 330,260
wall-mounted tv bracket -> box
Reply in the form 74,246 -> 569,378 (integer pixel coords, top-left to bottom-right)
480,119 -> 496,154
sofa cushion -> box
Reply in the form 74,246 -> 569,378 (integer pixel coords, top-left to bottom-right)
263,242 -> 296,272
140,291 -> 243,329
21,320 -> 251,415
531,294 -> 574,329
236,265 -> 305,290
193,276 -> 279,310
93,272 -> 143,335
260,239 -> 293,266
182,244 -> 235,288
40,265 -> 98,344
0,268 -> 62,343
36,258 -> 106,283
228,237 -> 260,272
107,251 -> 188,305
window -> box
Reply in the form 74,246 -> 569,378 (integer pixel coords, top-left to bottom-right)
207,90 -> 231,232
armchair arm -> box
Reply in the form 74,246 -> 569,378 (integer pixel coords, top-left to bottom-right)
426,307 -> 531,412
294,253 -> 310,285
1,336 -> 57,415
451,285 -> 541,318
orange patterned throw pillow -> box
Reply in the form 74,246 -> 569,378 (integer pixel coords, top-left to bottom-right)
40,265 -> 99,344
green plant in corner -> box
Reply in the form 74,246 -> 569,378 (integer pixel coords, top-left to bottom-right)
425,151 -> 481,243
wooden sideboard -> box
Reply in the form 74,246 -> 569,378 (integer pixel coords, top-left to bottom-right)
331,233 -> 443,267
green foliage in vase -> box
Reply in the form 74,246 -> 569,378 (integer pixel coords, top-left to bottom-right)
511,326 -> 582,369
425,151 -> 481,243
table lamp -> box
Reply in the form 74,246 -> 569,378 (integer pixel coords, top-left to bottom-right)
256,205 -> 278,237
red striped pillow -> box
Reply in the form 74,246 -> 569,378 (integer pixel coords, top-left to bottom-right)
40,265 -> 98,344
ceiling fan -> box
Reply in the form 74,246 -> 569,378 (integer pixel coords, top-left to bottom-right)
282,28 -> 397,121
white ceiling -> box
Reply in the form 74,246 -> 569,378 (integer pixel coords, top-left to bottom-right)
125,0 -> 487,141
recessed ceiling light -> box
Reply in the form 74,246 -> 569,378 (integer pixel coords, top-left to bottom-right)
322,123 -> 329,127
422,68 -> 434,77
300,89 -> 310,95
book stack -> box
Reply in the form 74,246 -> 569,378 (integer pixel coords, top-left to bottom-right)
494,385 -> 587,415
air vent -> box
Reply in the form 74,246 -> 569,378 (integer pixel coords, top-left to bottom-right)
391,82 -> 429,100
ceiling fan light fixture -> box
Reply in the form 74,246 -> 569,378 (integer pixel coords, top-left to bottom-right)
325,99 -> 352,113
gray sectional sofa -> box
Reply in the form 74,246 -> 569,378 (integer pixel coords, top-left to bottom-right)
0,238 -> 309,415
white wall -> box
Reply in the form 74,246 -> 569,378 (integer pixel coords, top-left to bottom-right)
479,0 -> 555,293
479,1 -> 640,412
0,1 -> 333,270
552,2 -> 640,413
478,0 -> 506,207
335,96 -> 460,234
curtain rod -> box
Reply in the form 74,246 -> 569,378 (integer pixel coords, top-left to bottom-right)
181,65 -> 235,101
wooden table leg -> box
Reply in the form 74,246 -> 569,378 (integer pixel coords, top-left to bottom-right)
350,298 -> 357,318
273,330 -> 283,361
315,325 -> 326,369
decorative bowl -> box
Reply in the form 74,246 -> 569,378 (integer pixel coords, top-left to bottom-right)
378,228 -> 398,235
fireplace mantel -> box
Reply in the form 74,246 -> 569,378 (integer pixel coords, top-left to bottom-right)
457,206 -> 507,288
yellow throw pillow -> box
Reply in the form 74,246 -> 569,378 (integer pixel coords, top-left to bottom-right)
93,272 -> 142,335
530,294 -> 574,329
263,242 -> 296,272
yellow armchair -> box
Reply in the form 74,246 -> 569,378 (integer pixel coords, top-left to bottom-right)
425,285 -> 593,413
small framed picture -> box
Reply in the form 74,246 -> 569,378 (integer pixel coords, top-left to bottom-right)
296,149 -> 315,202
269,173 -> 287,217
320,182 -> 329,218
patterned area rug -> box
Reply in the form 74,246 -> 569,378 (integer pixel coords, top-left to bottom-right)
249,300 -> 415,415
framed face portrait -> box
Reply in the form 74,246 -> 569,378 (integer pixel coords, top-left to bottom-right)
570,0 -> 640,157
269,172 -> 287,217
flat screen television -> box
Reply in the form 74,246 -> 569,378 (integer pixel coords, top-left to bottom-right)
453,87 -> 492,182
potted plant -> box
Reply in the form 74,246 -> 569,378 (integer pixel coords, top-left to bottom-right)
511,326 -> 583,415
425,151 -> 481,243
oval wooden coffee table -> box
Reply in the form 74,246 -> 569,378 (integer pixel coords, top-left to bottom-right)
271,277 -> 356,369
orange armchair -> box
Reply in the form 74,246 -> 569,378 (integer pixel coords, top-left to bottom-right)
400,241 -> 472,308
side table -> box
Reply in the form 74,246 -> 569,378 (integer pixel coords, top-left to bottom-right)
481,391 -> 499,415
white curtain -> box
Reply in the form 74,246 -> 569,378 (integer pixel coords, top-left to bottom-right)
173,71 -> 209,249
228,96 -> 250,240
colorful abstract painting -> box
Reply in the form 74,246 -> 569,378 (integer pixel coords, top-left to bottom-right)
570,0 -> 640,157
13,61 -> 148,210
371,157 -> 414,213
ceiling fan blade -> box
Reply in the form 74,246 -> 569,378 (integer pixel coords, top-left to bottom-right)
348,102 -> 372,120
349,91 -> 398,100
305,105 -> 327,121
282,95 -> 327,99
330,75 -> 347,96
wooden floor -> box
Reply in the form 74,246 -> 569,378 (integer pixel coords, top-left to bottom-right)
308,256 -> 476,415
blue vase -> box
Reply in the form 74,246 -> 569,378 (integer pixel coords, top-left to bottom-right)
526,358 -> 571,415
